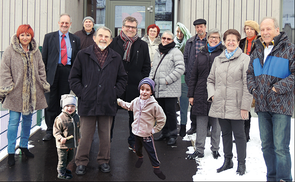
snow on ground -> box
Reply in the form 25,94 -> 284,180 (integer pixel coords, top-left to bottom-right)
179,112 -> 294,181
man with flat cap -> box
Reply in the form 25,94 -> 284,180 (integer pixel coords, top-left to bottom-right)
183,18 -> 207,135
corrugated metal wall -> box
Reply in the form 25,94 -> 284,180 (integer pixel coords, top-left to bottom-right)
0,0 -> 83,52
178,0 -> 281,38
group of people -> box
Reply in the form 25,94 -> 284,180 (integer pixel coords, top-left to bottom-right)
0,12 -> 293,182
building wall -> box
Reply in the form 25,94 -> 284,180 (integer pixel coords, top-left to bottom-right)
178,0 -> 281,38
0,0 -> 84,52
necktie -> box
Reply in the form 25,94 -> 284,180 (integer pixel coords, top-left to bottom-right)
61,34 -> 67,66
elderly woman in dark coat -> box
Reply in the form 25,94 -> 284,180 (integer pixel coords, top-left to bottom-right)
187,29 -> 224,160
0,24 -> 50,166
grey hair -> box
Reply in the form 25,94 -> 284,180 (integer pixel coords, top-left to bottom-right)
207,28 -> 222,40
94,26 -> 113,39
123,16 -> 138,27
260,17 -> 279,29
162,30 -> 175,39
60,13 -> 72,22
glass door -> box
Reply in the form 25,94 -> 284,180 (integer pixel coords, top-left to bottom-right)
106,0 -> 155,37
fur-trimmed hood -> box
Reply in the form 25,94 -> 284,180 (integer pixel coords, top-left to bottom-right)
11,34 -> 39,54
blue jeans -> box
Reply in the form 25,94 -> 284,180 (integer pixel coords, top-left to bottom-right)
180,83 -> 189,125
258,112 -> 292,182
7,111 -> 32,154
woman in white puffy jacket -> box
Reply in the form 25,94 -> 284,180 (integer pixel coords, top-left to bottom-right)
149,30 -> 185,146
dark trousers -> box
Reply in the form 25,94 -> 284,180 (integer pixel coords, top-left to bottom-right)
156,97 -> 178,138
219,119 -> 246,162
45,65 -> 71,134
135,135 -> 160,167
57,148 -> 74,174
128,111 -> 135,147
244,112 -> 251,141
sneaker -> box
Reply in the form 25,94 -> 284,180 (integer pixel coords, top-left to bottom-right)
186,151 -> 204,160
128,145 -> 136,153
57,173 -> 72,180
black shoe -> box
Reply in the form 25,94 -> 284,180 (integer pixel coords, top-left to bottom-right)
167,137 -> 176,146
212,151 -> 221,159
75,165 -> 86,175
42,133 -> 53,141
186,151 -> 204,160
236,161 -> 246,175
186,127 -> 196,135
65,168 -> 72,174
179,125 -> 186,137
154,134 -> 169,141
19,147 -> 34,158
8,154 -> 15,166
153,168 -> 166,180
99,163 -> 111,173
217,158 -> 233,173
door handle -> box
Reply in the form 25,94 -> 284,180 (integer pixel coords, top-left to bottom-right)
147,6 -> 153,13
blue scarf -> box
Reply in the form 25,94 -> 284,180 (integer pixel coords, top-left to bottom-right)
225,47 -> 238,59
207,42 -> 222,53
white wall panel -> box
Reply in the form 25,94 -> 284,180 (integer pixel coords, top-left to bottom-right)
178,0 -> 281,41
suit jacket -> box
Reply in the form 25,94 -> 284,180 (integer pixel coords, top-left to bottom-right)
42,31 -> 81,85
109,36 -> 151,102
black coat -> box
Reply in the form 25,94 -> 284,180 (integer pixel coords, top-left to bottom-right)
69,45 -> 127,116
109,36 -> 151,102
42,31 -> 81,85
187,44 -> 224,116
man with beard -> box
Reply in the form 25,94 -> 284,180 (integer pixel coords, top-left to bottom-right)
183,19 -> 207,135
69,26 -> 127,175
42,13 -> 80,141
109,16 -> 151,152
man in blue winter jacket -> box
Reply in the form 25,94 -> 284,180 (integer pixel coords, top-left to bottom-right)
247,17 -> 295,182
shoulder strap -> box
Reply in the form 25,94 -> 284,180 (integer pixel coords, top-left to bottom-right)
152,53 -> 167,80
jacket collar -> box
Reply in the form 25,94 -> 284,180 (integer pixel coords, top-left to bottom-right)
219,47 -> 243,62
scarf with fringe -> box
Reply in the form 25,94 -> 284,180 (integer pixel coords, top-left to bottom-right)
120,31 -> 139,62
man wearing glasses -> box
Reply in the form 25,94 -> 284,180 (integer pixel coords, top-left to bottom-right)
183,18 -> 208,135
42,13 -> 80,141
109,16 -> 151,152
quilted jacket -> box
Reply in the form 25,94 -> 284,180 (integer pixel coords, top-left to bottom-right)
149,47 -> 185,98
207,48 -> 253,120
247,32 -> 295,116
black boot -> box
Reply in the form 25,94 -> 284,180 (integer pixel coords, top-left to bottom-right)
217,158 -> 233,173
186,126 -> 196,135
19,147 -> 34,158
8,154 -> 15,166
236,161 -> 246,175
179,125 -> 186,137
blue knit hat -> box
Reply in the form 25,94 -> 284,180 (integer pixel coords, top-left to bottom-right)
138,77 -> 155,93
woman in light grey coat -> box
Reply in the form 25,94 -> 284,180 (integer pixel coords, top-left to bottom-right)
207,29 -> 252,176
149,31 -> 185,146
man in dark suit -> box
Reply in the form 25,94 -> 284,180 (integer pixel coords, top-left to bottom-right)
109,16 -> 150,151
42,13 -> 80,141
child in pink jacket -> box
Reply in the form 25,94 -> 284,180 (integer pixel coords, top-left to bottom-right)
117,77 -> 166,180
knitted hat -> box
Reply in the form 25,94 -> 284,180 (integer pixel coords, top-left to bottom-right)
82,16 -> 94,25
193,19 -> 206,26
244,20 -> 260,33
138,77 -> 155,93
60,94 -> 77,108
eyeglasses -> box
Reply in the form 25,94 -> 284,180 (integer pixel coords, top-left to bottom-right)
209,36 -> 220,40
124,25 -> 137,30
161,37 -> 172,41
